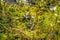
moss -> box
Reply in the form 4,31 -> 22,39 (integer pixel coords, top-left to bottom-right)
0,0 -> 60,40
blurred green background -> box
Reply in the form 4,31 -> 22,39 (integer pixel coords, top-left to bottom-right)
0,0 -> 60,40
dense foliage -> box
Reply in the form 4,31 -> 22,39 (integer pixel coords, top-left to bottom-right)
0,0 -> 60,40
